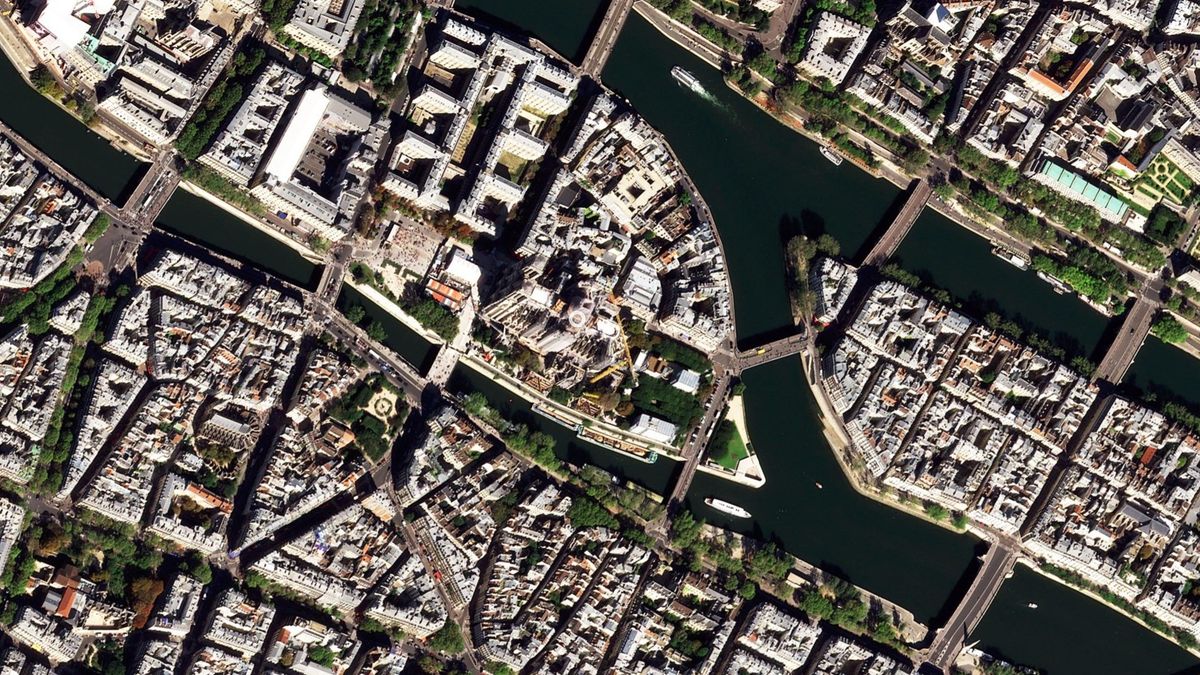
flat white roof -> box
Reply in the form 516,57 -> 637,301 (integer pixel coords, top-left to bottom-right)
446,249 -> 481,285
35,0 -> 91,53
631,413 -> 677,444
263,86 -> 329,183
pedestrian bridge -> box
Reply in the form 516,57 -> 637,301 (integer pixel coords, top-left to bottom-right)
861,178 -> 932,267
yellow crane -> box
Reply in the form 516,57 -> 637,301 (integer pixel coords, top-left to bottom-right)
612,303 -> 639,387
589,362 -> 624,385
589,300 -> 640,387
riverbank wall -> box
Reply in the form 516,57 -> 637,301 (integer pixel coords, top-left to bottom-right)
631,2 -> 729,70
178,182 -> 325,263
695,394 -> 766,488
799,346 -> 970,537
344,278 -> 448,346
1014,557 -> 1200,661
459,353 -> 685,461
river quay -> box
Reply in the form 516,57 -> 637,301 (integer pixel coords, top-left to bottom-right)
448,364 -> 683,495
976,565 -> 1200,675
177,182 -> 325,263
338,284 -> 440,375
156,190 -> 321,289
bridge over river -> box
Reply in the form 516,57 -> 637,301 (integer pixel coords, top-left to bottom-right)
0,119 -> 179,275
862,177 -> 932,267
923,543 -> 1018,673
579,0 -> 636,76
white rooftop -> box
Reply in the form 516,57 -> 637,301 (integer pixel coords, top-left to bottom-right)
264,86 -> 330,183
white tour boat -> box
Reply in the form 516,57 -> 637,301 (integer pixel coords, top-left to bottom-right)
820,146 -> 844,166
705,497 -> 751,519
671,66 -> 706,96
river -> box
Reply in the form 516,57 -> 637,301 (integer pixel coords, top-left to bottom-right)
973,567 -> 1200,675
155,190 -> 321,289
1,3 -> 1195,669
448,365 -> 682,494
0,43 -> 143,200
339,285 -> 440,374
685,358 -> 982,624
456,0 -> 607,63
453,0 -> 1200,668
1125,336 -> 1200,411
604,16 -> 900,342
895,209 -> 1111,360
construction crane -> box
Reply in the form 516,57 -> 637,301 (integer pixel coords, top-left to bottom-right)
610,296 -> 639,387
589,362 -> 624,385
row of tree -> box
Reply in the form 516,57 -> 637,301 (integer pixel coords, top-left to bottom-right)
175,45 -> 267,161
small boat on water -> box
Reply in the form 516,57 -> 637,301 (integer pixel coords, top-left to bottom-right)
814,482 -> 824,489
705,497 -> 751,519
1027,603 -> 1039,609
1036,270 -> 1070,295
671,66 -> 706,95
820,146 -> 844,166
992,244 -> 1029,270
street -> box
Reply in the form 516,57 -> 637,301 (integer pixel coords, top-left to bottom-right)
1093,283 -> 1160,385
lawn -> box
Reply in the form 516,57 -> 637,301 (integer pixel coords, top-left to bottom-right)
707,420 -> 749,470
716,431 -> 749,470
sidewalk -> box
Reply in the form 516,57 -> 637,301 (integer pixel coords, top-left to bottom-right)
0,12 -> 36,74
633,1 -> 732,70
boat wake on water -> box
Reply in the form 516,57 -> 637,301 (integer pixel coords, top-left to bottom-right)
671,66 -> 726,109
